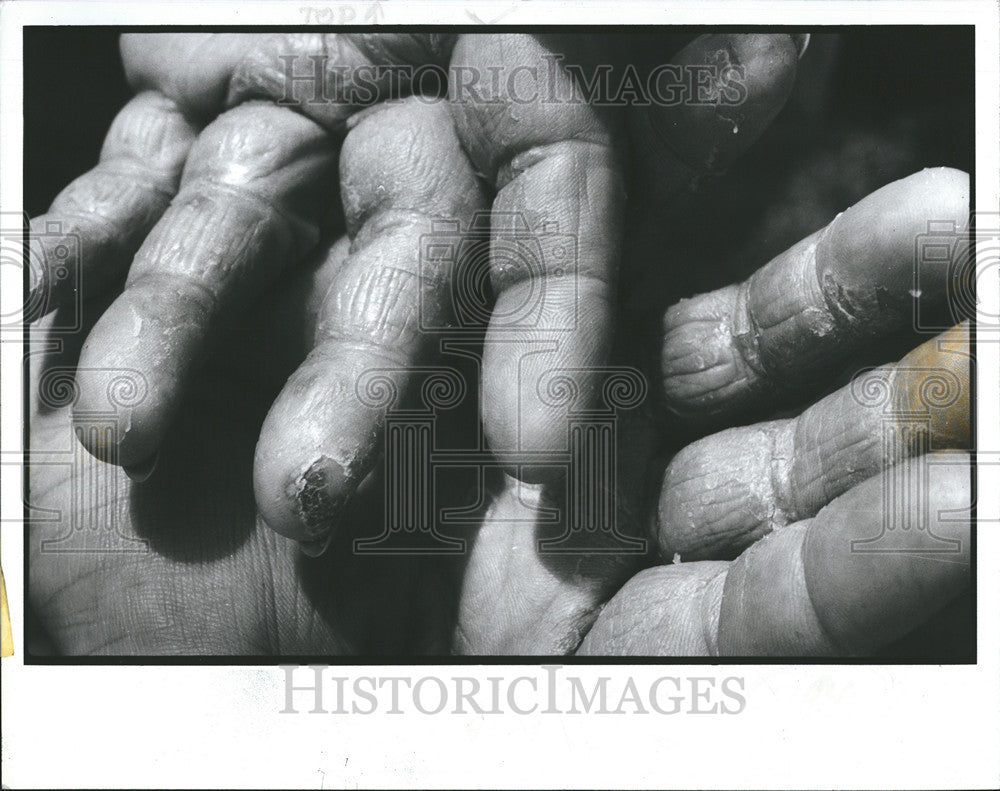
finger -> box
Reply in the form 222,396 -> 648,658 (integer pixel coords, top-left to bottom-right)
122,33 -> 456,131
660,167 -> 970,424
657,322 -> 970,561
576,561 -> 729,656
253,97 -> 488,550
626,33 -> 799,235
72,102 -> 337,471
449,34 -> 625,480
28,92 -> 198,317
579,453 -> 971,656
456,34 -> 804,654
120,34 -> 248,120
718,451 -> 971,656
618,32 -> 801,376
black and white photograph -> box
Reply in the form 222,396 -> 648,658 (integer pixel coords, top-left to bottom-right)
2,1 -> 998,789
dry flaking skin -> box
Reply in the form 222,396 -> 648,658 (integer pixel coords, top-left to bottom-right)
71,101 -> 337,470
656,322 -> 971,562
253,96 -> 489,548
659,167 -> 969,427
450,33 -> 806,655
37,33 -> 466,477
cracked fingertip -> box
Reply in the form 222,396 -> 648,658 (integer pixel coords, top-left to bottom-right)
264,455 -> 351,548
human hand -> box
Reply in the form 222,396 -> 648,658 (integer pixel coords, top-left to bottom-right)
460,166 -> 972,657
27,32 -> 453,478
450,34 -> 973,656
28,32 -> 972,659
26,89 -> 483,653
581,170 -> 972,655
29,32 -> 801,552
27,30 -> 804,654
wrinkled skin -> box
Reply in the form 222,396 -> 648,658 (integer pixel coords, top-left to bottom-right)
28,33 -> 972,656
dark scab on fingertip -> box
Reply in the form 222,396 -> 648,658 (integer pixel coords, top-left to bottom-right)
291,456 -> 349,551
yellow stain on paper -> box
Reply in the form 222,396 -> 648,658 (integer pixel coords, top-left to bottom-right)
1,563 -> 13,657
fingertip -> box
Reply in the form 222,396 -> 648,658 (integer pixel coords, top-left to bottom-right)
71,287 -> 195,468
657,425 -> 780,561
660,285 -> 753,416
642,33 -> 798,176
120,33 -> 240,120
481,333 -> 612,484
71,360 -> 159,469
253,359 -> 367,548
254,441 -> 353,550
480,366 -> 556,484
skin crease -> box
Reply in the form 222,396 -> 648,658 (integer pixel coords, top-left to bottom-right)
659,167 -> 970,426
29,245 -> 460,655
30,32 -> 457,322
27,33 -> 972,657
71,102 -> 338,469
451,33 -> 806,653
38,33 -> 458,475
33,33 -> 800,530
579,453 -> 970,656
656,322 -> 971,562
27,93 -> 199,319
252,97 -> 489,549
448,33 -> 626,481
466,174 -> 973,654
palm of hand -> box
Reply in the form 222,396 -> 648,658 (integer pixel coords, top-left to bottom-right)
28,278 -> 460,656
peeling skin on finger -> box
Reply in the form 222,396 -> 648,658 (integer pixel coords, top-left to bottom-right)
656,322 -> 971,562
659,167 -> 970,424
72,102 -> 338,469
253,96 -> 489,549
28,92 -> 199,317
